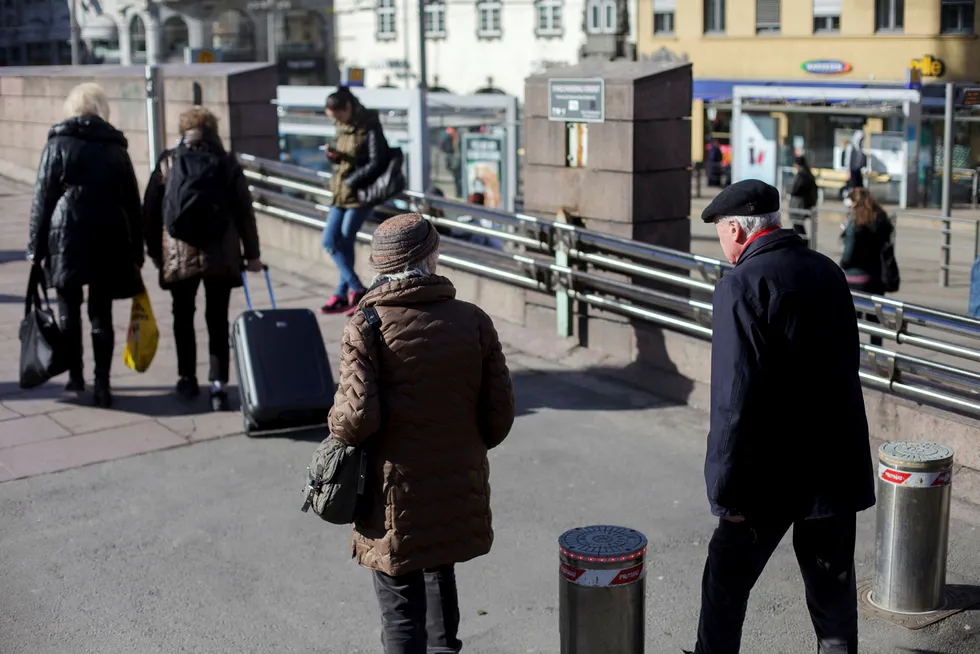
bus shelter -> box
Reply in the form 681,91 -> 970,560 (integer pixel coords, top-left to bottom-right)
729,85 -> 922,209
275,86 -> 520,211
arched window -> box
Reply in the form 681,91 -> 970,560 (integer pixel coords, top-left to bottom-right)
163,16 -> 189,60
130,15 -> 147,63
586,0 -> 616,34
213,9 -> 255,60
278,10 -> 326,55
535,0 -> 563,36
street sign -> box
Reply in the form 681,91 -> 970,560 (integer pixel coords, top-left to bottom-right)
345,67 -> 365,87
548,78 -> 605,123
186,48 -> 222,64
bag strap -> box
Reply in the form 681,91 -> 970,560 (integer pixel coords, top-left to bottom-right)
24,263 -> 50,316
360,306 -> 385,346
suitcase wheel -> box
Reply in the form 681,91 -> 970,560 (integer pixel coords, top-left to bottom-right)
243,412 -> 255,437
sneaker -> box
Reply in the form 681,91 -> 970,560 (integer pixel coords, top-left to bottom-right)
343,290 -> 366,317
319,294 -> 349,314
210,389 -> 229,412
176,376 -> 200,401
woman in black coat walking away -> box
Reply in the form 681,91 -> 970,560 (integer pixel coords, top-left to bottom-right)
840,187 -> 894,346
26,83 -> 145,407
788,156 -> 819,243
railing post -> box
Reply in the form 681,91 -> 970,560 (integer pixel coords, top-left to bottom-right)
144,65 -> 166,174
559,525 -> 647,653
810,208 -> 819,251
872,441 -> 954,614
554,210 -> 574,339
941,222 -> 951,288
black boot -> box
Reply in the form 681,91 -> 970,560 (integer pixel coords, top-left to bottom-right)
64,370 -> 85,393
91,327 -> 114,409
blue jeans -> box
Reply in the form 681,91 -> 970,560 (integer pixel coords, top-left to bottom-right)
323,205 -> 371,297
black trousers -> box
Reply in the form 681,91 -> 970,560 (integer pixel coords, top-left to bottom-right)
372,564 -> 462,654
695,514 -> 858,654
56,285 -> 114,382
170,277 -> 233,383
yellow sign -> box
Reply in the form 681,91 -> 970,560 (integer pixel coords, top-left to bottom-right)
196,49 -> 216,64
910,54 -> 945,78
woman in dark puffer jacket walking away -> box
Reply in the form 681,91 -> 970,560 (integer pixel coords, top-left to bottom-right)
329,213 -> 516,654
26,83 -> 145,407
142,107 -> 263,411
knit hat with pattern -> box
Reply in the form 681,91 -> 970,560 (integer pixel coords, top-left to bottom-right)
370,213 -> 441,274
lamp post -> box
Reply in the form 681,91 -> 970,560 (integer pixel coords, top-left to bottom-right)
415,0 -> 430,190
246,0 -> 292,64
70,0 -> 81,65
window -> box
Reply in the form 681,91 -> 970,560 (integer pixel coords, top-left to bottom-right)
941,0 -> 975,34
536,0 -> 563,36
129,15 -> 146,64
704,0 -> 725,33
813,0 -> 841,33
424,0 -> 446,38
653,0 -> 675,34
587,0 -> 617,34
477,0 -> 502,37
875,0 -> 904,32
377,0 -> 396,39
755,0 -> 779,33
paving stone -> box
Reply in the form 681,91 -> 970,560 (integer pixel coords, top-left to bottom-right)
158,411 -> 245,443
0,395 -> 78,417
0,403 -> 21,421
0,421 -> 186,480
48,407 -> 149,436
0,414 -> 71,449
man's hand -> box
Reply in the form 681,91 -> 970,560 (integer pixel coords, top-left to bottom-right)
246,259 -> 264,273
721,515 -> 746,523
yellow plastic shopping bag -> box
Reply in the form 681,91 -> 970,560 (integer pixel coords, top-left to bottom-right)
123,289 -> 159,373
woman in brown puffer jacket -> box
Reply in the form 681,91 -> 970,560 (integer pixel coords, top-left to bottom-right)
329,213 -> 515,654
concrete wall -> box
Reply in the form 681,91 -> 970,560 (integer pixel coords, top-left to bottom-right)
0,63 -> 278,190
252,209 -> 980,474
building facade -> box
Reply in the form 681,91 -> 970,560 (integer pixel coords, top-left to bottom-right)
636,0 -> 980,204
0,0 -> 337,85
333,0 -> 636,98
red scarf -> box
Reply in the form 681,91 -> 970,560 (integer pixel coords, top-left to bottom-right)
738,227 -> 779,262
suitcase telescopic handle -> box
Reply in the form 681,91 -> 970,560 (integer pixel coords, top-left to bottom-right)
241,264 -> 276,311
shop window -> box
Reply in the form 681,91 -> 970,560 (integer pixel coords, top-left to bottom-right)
213,10 -> 256,59
755,0 -> 779,33
477,0 -> 502,38
129,15 -> 146,64
813,0 -> 841,32
703,0 -> 725,34
277,10 -> 326,56
535,0 -> 563,37
941,0 -> 975,34
875,0 -> 904,32
587,0 -> 616,34
376,0 -> 396,40
653,0 -> 675,34
424,0 -> 446,38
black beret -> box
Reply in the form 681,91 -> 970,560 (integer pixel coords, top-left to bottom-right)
700,179 -> 781,223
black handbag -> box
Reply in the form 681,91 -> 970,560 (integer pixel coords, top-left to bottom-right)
357,147 -> 406,207
19,264 -> 68,389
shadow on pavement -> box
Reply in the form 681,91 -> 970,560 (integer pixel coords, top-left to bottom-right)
250,424 -> 330,443
511,368 -> 676,417
0,293 -> 23,304
0,250 -> 25,265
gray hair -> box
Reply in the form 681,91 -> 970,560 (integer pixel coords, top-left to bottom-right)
64,83 -> 110,121
370,250 -> 439,287
718,211 -> 782,237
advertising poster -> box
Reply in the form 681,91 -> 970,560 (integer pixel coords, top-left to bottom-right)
736,114 -> 778,187
868,132 -> 905,176
461,132 -> 506,209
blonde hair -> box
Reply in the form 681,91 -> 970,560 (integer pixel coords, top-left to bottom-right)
178,106 -> 220,134
64,83 -> 110,121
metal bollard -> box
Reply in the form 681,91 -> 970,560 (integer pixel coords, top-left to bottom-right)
559,525 -> 647,653
872,441 -> 954,613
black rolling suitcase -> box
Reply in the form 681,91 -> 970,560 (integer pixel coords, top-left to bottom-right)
232,266 -> 334,436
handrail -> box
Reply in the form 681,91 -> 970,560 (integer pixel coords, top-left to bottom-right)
239,154 -> 980,417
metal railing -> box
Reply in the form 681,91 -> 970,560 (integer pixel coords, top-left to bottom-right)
239,154 -> 980,418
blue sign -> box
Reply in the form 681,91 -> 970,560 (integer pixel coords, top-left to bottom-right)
801,60 -> 852,75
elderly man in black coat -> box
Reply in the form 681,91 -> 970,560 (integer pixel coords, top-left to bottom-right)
689,180 -> 875,654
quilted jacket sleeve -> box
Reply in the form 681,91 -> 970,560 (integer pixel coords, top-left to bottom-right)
329,316 -> 382,447
27,143 -> 62,264
476,308 -> 515,449
142,154 -> 168,266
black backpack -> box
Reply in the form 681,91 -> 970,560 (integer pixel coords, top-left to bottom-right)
163,146 -> 229,247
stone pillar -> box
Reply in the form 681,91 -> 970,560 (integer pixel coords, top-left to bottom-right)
186,15 -> 212,50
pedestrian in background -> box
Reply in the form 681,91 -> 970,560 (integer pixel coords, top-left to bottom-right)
320,86 -> 390,316
453,192 -> 505,250
329,213 -> 515,653
840,187 -> 895,347
788,155 -> 819,243
688,180 -> 874,654
143,106 -> 263,411
26,82 -> 145,408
